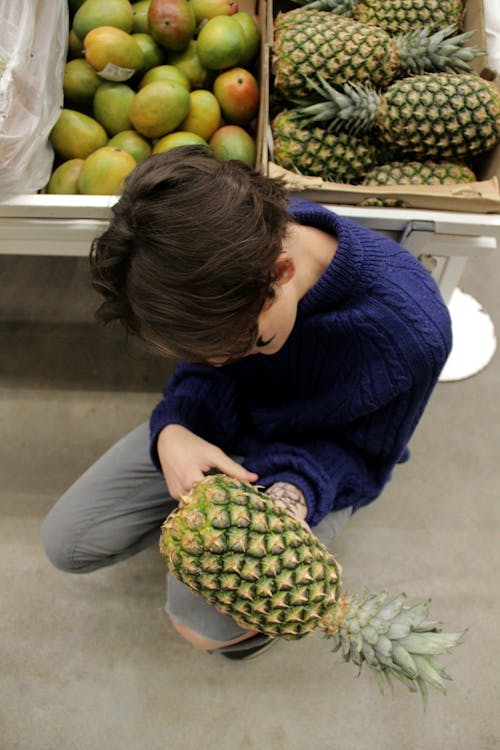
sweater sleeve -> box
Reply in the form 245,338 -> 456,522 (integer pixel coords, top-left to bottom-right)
243,380 -> 440,527
243,298 -> 452,527
149,362 -> 241,470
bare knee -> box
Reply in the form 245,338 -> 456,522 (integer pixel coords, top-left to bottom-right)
168,616 -> 258,651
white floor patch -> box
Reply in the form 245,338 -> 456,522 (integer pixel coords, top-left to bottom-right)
439,288 -> 497,382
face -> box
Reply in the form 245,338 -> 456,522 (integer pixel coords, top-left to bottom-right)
247,279 -> 298,357
207,252 -> 298,366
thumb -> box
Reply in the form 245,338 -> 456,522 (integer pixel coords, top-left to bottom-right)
216,453 -> 258,484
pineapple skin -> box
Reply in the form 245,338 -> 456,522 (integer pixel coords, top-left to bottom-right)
272,110 -> 378,183
354,0 -> 464,35
160,475 -> 342,639
273,10 -> 399,98
378,73 -> 500,159
160,475 -> 465,704
294,73 -> 500,160
363,160 -> 477,185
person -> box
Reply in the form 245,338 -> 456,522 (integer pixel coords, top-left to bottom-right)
42,147 -> 452,660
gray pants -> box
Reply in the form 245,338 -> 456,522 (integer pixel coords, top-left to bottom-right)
42,422 -> 351,652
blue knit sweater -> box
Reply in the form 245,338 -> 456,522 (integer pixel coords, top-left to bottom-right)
150,199 -> 452,526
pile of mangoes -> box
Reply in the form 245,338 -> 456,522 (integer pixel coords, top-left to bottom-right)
48,0 -> 261,194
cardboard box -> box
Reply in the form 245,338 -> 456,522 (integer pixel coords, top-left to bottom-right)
262,0 -> 500,213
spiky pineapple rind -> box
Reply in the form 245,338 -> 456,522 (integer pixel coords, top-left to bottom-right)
160,475 -> 465,704
272,109 -> 378,183
161,475 -> 342,639
362,160 -> 477,185
292,73 -> 500,160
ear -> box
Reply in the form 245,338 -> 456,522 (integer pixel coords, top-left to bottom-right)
272,252 -> 295,286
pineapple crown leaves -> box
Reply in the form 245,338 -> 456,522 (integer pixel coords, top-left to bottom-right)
326,589 -> 467,709
396,24 -> 485,75
290,75 -> 380,134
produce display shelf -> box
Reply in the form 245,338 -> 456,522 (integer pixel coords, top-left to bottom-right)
0,0 -> 498,379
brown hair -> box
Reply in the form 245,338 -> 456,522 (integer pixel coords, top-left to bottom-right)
89,146 -> 290,363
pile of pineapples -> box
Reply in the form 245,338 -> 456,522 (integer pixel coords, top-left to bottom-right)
270,0 -> 500,187
160,475 -> 465,705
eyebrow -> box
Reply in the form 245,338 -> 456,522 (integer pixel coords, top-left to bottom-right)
256,334 -> 276,348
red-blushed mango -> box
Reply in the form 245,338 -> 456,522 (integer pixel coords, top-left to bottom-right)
213,67 -> 259,125
78,147 -> 137,194
148,0 -> 196,51
50,109 -> 108,160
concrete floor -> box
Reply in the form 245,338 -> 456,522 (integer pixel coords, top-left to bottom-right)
0,248 -> 499,750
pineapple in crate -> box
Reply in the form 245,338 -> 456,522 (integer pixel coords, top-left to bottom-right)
290,0 -> 464,35
278,72 -> 500,161
271,110 -> 379,182
273,9 -> 483,97
269,6 -> 495,183
362,160 -> 478,185
160,475 -> 465,705
270,71 -> 500,182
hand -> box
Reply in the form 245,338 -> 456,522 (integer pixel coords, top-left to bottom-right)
157,424 -> 258,501
265,482 -> 311,532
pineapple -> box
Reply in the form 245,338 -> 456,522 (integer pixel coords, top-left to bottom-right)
290,73 -> 500,160
273,10 -> 483,98
160,475 -> 465,704
362,160 -> 477,185
271,109 -> 378,182
297,0 -> 464,35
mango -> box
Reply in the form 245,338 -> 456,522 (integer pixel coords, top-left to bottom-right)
78,147 -> 137,195
152,131 -> 207,153
47,159 -> 85,194
93,83 -> 136,135
139,64 -> 190,90
168,40 -> 208,89
68,29 -> 85,59
132,0 -> 152,32
73,0 -> 134,40
128,80 -> 190,138
50,109 -> 108,160
148,0 -> 196,51
84,26 -> 144,81
107,131 -> 152,163
132,33 -> 166,71
63,58 -> 102,105
191,0 -> 238,24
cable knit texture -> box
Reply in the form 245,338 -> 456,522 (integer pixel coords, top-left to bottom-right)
150,199 -> 452,526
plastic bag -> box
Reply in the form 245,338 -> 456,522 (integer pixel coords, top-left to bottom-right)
0,0 -> 68,199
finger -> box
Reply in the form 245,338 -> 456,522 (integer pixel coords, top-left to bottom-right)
214,453 -> 258,483
166,469 -> 204,501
